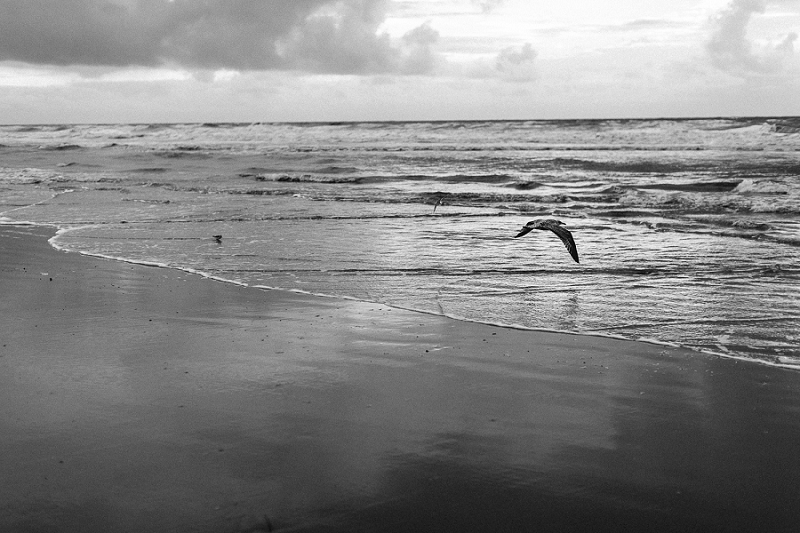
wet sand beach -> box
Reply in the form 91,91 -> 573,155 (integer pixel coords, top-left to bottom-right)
1,225 -> 800,532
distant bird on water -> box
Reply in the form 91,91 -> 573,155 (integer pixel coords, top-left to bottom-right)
213,234 -> 222,243
514,219 -> 580,263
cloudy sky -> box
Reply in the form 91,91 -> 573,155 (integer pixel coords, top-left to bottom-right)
1,0 -> 798,123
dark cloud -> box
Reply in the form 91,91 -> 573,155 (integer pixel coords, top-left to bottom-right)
278,0 -> 398,73
0,0 -> 439,74
0,0 -> 313,69
707,0 -> 797,75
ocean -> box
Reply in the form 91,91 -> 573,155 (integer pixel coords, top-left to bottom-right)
1,118 -> 799,368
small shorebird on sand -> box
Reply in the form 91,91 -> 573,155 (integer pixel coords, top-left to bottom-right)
514,219 -> 580,263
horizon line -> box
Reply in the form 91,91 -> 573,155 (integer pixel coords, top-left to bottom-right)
2,115 -> 800,127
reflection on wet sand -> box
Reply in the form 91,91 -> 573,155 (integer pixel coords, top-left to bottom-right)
2,226 -> 800,533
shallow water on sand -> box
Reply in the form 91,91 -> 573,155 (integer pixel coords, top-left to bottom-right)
1,118 -> 799,366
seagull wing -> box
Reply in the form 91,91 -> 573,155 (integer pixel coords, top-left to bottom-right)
514,226 -> 533,238
544,223 -> 580,263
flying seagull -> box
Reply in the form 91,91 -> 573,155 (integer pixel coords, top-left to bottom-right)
514,219 -> 580,263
